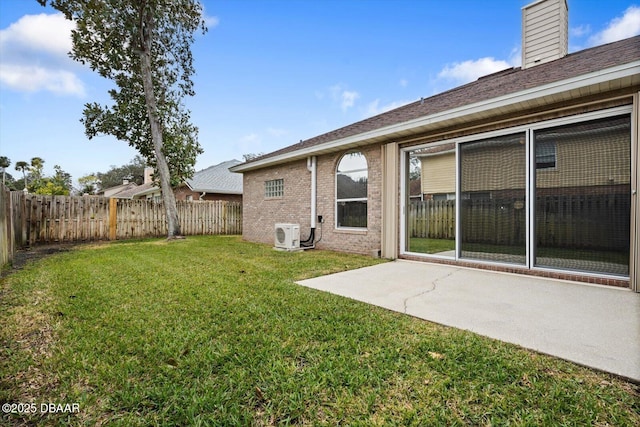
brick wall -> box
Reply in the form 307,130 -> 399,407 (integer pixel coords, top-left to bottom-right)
242,145 -> 383,255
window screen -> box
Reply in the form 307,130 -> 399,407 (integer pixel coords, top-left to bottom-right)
406,145 -> 456,256
460,133 -> 527,265
534,115 -> 631,276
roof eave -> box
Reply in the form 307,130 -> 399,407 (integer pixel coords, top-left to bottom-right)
133,187 -> 160,197
230,60 -> 640,173
189,188 -> 242,195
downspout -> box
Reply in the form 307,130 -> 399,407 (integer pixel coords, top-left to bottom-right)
309,156 -> 317,229
300,156 -> 317,248
200,192 -> 206,201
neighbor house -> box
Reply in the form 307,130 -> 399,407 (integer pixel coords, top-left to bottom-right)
174,159 -> 243,203
100,180 -> 138,198
105,167 -> 162,201
231,0 -> 640,291
105,160 -> 243,203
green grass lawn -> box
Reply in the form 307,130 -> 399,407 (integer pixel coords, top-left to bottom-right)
409,237 -> 628,265
1,236 -> 638,426
408,237 -> 455,254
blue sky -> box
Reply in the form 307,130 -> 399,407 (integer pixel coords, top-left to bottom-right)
1,0 -> 639,189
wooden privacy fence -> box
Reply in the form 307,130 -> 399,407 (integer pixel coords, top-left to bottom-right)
409,193 -> 629,251
408,199 -> 455,240
111,198 -> 242,240
0,185 -> 14,267
3,192 -> 242,251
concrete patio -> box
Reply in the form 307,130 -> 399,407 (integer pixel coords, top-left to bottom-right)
297,260 -> 640,383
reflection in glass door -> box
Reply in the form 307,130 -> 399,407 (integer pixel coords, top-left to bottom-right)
459,133 -> 527,265
533,115 -> 631,276
402,110 -> 631,279
406,144 -> 456,257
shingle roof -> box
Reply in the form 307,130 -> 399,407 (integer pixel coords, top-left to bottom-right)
101,181 -> 138,197
110,182 -> 158,199
237,35 -> 640,169
185,159 -> 243,194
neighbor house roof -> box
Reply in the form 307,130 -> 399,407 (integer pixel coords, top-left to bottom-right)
231,35 -> 640,173
101,181 -> 138,197
185,159 -> 243,195
109,182 -> 159,199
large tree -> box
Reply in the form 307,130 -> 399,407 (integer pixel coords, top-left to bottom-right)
15,161 -> 29,190
39,0 -> 206,238
78,173 -> 99,195
0,156 -> 10,186
33,165 -> 73,195
29,157 -> 46,192
94,155 -> 147,191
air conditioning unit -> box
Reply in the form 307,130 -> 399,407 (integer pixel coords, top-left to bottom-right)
274,223 -> 300,250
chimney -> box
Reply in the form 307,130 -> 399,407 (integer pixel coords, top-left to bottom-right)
144,166 -> 154,184
521,0 -> 568,69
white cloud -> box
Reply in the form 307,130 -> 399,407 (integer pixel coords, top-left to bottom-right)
341,90 -> 359,111
365,99 -> 412,117
267,127 -> 287,137
329,84 -> 360,111
570,24 -> 591,38
588,6 -> 640,46
235,132 -> 263,154
200,4 -> 220,29
507,47 -> 521,68
0,64 -> 85,96
437,57 -> 513,86
0,13 -> 84,96
399,79 -> 408,88
205,16 -> 220,28
241,133 -> 261,144
0,13 -> 73,56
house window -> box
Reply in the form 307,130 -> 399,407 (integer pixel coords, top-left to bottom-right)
536,141 -> 557,169
433,193 -> 456,201
265,179 -> 284,198
336,151 -> 368,228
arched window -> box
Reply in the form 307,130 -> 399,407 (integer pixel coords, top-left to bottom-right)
336,151 -> 368,228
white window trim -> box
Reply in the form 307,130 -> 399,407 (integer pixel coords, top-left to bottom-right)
335,152 -> 368,230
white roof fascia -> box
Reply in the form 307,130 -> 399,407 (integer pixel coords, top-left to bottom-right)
134,187 -> 160,197
189,188 -> 242,195
231,61 -> 640,173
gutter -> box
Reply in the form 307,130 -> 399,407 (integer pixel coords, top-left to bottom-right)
190,188 -> 242,195
230,61 -> 640,173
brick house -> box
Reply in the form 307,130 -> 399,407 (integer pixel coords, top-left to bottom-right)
174,159 -> 243,203
103,167 -> 161,201
231,0 -> 640,291
106,160 -> 242,203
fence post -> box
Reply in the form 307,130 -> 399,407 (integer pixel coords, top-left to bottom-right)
0,185 -> 14,267
109,198 -> 117,240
